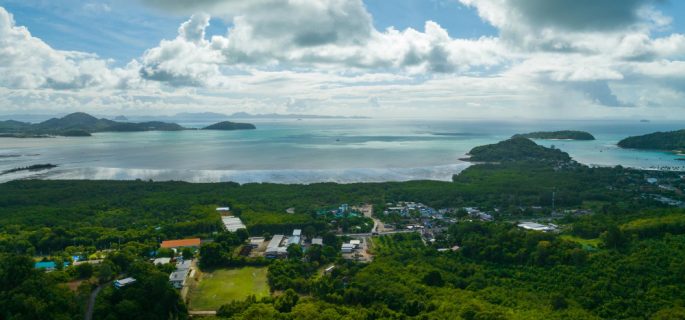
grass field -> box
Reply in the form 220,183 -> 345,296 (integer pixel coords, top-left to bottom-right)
560,235 -> 601,249
189,267 -> 270,311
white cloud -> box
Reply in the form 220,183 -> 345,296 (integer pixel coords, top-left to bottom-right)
1,1 -> 685,119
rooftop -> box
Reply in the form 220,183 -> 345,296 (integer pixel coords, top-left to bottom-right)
160,238 -> 201,248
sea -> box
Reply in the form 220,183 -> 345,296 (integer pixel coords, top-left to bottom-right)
1,119 -> 684,184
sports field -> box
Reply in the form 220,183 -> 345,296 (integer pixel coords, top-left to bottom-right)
189,267 -> 269,311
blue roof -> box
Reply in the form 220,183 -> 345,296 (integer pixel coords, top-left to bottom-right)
35,261 -> 56,269
34,261 -> 69,269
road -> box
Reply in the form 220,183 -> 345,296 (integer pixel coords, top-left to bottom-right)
84,282 -> 107,320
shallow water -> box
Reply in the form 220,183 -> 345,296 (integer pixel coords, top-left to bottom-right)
0,119 -> 683,183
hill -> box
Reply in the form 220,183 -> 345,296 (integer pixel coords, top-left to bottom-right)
0,112 -> 186,137
618,129 -> 685,152
514,130 -> 595,140
202,121 -> 256,130
467,137 -> 572,163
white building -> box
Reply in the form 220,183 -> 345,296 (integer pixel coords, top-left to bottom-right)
221,216 -> 246,232
169,270 -> 188,289
311,238 -> 323,245
341,243 -> 355,253
153,257 -> 171,265
114,277 -> 136,289
518,222 -> 557,232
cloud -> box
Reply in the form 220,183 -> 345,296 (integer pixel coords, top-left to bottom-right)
459,0 -> 663,32
0,7 -> 138,90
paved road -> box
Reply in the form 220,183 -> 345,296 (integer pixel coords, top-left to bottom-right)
84,282 -> 107,320
340,229 -> 417,237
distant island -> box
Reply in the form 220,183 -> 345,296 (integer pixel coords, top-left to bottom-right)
465,137 -> 572,163
202,121 -> 256,130
618,129 -> 685,152
1,164 -> 57,175
0,112 -> 185,137
513,130 -> 595,141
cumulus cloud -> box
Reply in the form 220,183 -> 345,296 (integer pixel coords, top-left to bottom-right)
0,7 -> 138,90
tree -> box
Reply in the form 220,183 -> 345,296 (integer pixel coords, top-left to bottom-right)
75,263 -> 94,279
274,289 -> 299,312
181,247 -> 194,260
97,262 -> 114,284
287,244 -> 303,260
236,228 -> 250,243
422,270 -> 444,287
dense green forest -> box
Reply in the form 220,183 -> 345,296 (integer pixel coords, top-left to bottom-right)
513,130 -> 595,140
618,129 -> 685,151
1,139 -> 684,319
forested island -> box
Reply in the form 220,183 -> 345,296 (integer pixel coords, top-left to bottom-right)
0,112 -> 185,137
618,129 -> 685,152
465,137 -> 572,162
202,121 -> 256,130
513,130 -> 595,140
1,138 -> 685,319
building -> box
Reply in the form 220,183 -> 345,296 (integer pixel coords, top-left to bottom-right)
168,259 -> 192,289
160,238 -> 201,249
341,243 -> 355,253
517,222 -> 557,232
216,207 -> 230,212
152,257 -> 171,265
221,216 -> 246,232
288,229 -> 302,246
265,235 -> 287,258
349,239 -> 361,248
176,259 -> 192,271
324,265 -> 336,274
169,270 -> 189,289
34,261 -> 68,271
248,237 -> 265,248
114,277 -> 136,289
311,238 -> 323,245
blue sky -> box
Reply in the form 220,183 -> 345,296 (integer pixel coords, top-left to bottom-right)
1,0 -> 685,119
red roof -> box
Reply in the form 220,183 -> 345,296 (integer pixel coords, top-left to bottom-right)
160,238 -> 201,248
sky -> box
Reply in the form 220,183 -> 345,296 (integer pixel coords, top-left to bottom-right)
0,0 -> 684,119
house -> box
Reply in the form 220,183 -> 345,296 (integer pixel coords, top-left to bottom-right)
349,239 -> 361,248
114,277 -> 136,289
153,257 -> 171,265
169,270 -> 189,289
288,229 -> 302,246
216,207 -> 230,212
160,238 -> 201,249
311,238 -> 323,245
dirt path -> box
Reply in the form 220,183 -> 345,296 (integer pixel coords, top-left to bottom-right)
84,282 -> 107,320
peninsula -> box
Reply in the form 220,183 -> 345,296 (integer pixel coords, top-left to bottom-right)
618,129 -> 685,152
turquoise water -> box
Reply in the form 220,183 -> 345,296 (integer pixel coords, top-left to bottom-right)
0,119 -> 683,183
